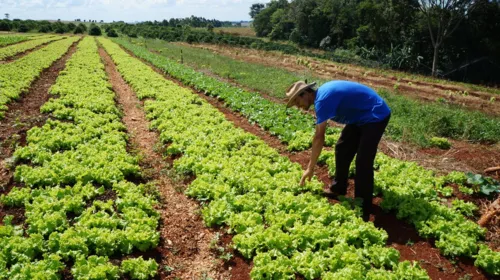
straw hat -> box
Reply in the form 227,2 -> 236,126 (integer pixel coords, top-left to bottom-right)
285,81 -> 316,108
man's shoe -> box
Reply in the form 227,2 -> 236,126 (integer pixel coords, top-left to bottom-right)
329,180 -> 347,195
362,213 -> 371,222
323,181 -> 347,198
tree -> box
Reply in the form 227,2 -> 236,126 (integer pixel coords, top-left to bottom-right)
250,3 -> 265,18
77,23 -> 87,32
0,20 -> 11,31
418,0 -> 476,76
39,24 -> 51,33
5,13 -> 9,20
54,25 -> 66,34
89,23 -> 102,36
67,22 -> 76,31
18,24 -> 29,32
106,28 -> 118,37
74,25 -> 85,34
253,0 -> 289,37
269,8 -> 293,40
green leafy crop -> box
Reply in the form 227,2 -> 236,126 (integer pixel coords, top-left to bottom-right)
0,36 -> 79,119
121,257 -> 159,280
100,37 -> 430,279
112,37 -> 342,151
0,37 -> 159,279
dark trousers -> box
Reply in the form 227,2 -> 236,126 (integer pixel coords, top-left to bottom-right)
332,114 -> 390,220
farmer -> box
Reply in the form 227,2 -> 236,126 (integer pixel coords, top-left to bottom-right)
286,80 -> 391,221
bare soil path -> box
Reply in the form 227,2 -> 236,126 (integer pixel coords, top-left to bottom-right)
182,43 -> 500,116
99,46 -> 231,280
122,45 -> 495,280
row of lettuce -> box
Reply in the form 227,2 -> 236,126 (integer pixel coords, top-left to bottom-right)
0,34 -> 32,48
0,36 -> 79,119
0,38 -> 160,279
319,151 -> 500,275
99,37 -> 431,279
112,37 -> 500,276
0,35 -> 61,60
113,38 -> 343,152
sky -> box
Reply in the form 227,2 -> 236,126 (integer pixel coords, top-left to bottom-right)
0,0 -> 267,22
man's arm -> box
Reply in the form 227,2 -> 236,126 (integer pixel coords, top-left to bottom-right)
300,121 -> 328,186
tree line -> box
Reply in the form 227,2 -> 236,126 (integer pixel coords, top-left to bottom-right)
0,19 -> 85,34
0,19 -> 117,37
251,0 -> 500,84
135,16 -> 235,28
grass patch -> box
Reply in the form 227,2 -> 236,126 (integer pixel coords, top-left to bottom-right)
379,90 -> 500,146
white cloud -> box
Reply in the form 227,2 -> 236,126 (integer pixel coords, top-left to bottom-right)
0,0 -> 267,21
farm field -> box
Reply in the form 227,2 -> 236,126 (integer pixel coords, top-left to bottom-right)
0,32 -> 500,280
193,27 -> 257,38
114,37 -> 500,252
181,42 -> 500,102
0,35 -> 61,61
0,35 -> 30,48
0,33 -> 43,47
215,27 -> 256,37
127,38 -> 500,176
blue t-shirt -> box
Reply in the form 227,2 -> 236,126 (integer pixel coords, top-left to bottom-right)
315,81 -> 391,125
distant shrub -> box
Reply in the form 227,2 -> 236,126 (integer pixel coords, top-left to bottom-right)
18,24 -> 29,33
0,20 -> 11,31
289,28 -> 301,43
67,23 -> 76,31
74,25 -> 85,34
39,25 -> 51,33
106,29 -> 118,38
429,137 -> 452,149
89,24 -> 102,36
185,33 -> 197,44
55,26 -> 65,34
77,23 -> 87,32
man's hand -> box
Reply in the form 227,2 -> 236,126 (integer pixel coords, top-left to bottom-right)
300,122 -> 327,186
300,168 -> 314,186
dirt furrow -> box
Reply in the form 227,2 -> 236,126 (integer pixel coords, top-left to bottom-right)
98,46 -> 231,280
122,44 -> 492,280
0,38 -> 81,191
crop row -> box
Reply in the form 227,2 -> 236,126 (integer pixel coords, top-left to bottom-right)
0,35 -> 62,60
319,151 -> 500,274
0,36 -> 79,119
0,37 -> 160,279
99,37 -> 431,279
113,38 -> 500,275
0,35 -> 30,48
112,38 -> 344,152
